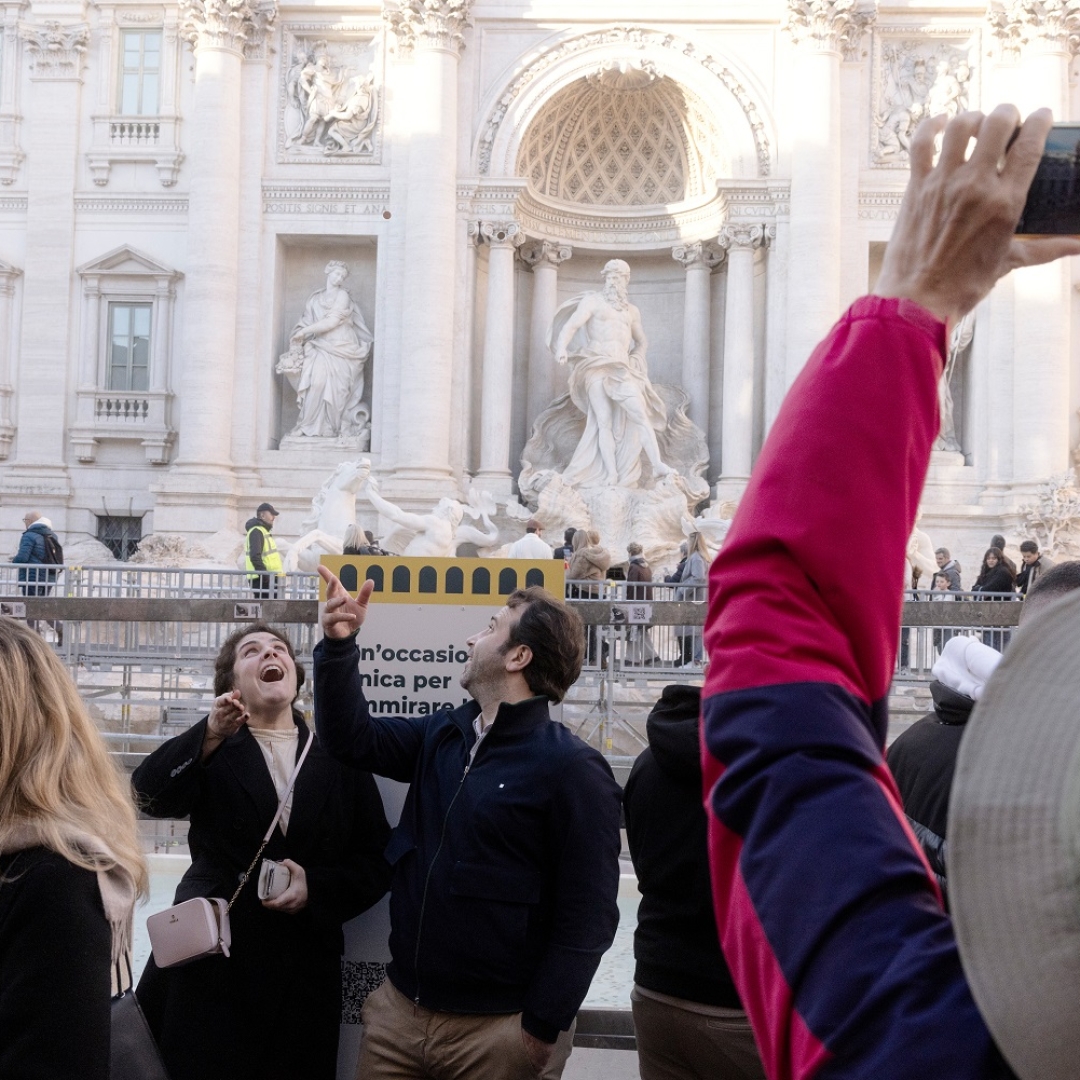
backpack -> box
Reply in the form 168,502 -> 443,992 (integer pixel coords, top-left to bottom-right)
40,531 -> 63,565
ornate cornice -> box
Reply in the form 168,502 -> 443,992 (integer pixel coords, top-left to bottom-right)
75,196 -> 189,214
513,187 -> 729,252
724,184 -> 791,219
858,189 -> 905,221
383,0 -> 471,57
782,0 -> 875,57
179,0 -> 277,56
988,1 -> 1080,57
477,26 -> 771,179
19,21 -> 89,79
520,239 -> 572,270
718,223 -> 768,251
672,241 -> 724,270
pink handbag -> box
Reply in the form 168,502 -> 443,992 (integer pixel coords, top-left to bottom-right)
146,730 -> 314,969
146,896 -> 232,968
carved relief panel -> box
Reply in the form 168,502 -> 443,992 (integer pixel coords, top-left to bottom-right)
278,25 -> 384,165
871,30 -> 979,168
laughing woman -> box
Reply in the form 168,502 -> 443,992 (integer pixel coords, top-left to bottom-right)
133,622 -> 391,1080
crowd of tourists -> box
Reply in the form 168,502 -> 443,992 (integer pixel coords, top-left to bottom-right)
4,104 -> 1080,1080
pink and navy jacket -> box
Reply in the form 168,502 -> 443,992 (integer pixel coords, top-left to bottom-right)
702,297 -> 1015,1080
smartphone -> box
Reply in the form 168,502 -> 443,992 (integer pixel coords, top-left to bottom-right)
1016,123 -> 1080,236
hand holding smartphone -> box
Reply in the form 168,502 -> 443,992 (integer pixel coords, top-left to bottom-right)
257,859 -> 292,901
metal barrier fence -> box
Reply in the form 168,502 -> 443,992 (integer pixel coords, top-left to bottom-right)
0,561 -> 319,600
0,566 -> 1025,775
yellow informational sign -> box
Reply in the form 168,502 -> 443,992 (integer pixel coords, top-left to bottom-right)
318,556 -> 565,718
319,555 -> 564,605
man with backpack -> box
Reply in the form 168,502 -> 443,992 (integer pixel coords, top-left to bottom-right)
13,511 -> 63,642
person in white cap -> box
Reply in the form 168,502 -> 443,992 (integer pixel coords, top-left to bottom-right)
700,104 -> 1080,1080
886,635 -> 1003,898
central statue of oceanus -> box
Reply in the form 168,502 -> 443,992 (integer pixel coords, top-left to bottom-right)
548,259 -> 675,488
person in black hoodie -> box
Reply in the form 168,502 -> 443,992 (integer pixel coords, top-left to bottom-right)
886,634 -> 1002,901
623,683 -> 765,1080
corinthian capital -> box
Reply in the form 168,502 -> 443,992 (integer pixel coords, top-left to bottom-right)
718,224 -> 768,251
520,239 -> 572,269
478,220 -> 524,249
782,0 -> 876,56
672,241 -> 724,270
19,21 -> 89,79
988,1 -> 1080,57
384,0 -> 472,56
179,0 -> 277,56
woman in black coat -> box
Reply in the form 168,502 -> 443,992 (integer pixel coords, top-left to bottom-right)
0,618 -> 147,1080
972,546 -> 1015,596
134,622 -> 391,1080
972,546 -> 1017,650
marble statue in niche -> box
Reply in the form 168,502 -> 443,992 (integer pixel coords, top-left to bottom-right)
551,259 -> 675,488
874,42 -> 971,165
283,40 -> 378,157
276,261 -> 373,449
519,261 -> 709,570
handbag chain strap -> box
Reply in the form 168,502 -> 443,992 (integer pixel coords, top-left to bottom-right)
225,727 -> 315,913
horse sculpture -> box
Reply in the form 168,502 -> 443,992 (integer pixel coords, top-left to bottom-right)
282,459 -> 370,572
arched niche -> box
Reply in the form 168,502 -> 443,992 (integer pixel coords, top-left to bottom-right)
476,26 -> 776,187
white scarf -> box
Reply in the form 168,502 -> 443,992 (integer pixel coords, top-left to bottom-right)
2,823 -> 137,995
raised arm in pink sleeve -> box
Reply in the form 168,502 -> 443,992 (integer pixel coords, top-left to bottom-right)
701,296 -> 1014,1080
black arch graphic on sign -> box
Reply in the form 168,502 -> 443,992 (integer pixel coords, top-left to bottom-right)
366,565 -> 384,592
525,568 -> 545,589
419,566 -> 438,593
339,564 -> 358,593
446,567 -> 464,594
472,567 -> 491,595
498,568 -> 518,595
392,566 -> 411,593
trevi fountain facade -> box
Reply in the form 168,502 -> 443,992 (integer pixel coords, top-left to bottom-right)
0,0 -> 1077,574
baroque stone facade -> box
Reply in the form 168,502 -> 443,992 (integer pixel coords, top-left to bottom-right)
0,0 -> 1076,579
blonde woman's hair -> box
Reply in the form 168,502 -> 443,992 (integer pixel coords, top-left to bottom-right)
0,618 -> 147,895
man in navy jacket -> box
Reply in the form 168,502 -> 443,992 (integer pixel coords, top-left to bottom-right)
314,568 -> 621,1079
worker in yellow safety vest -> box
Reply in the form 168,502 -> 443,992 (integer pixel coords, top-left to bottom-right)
244,502 -> 284,599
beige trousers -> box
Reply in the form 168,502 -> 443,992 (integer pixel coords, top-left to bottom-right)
355,979 -> 575,1080
631,987 -> 766,1080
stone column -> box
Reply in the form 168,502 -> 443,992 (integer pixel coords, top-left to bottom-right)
475,220 -> 523,492
672,241 -> 722,437
383,0 -> 471,495
520,240 -> 572,427
717,225 -> 766,496
231,23 -> 274,486
782,1 -> 873,386
6,20 -> 88,501
154,0 -> 275,532
0,261 -> 20,460
989,2 -> 1075,495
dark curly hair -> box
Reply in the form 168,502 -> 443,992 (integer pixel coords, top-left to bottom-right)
501,587 -> 584,703
213,622 -> 305,701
